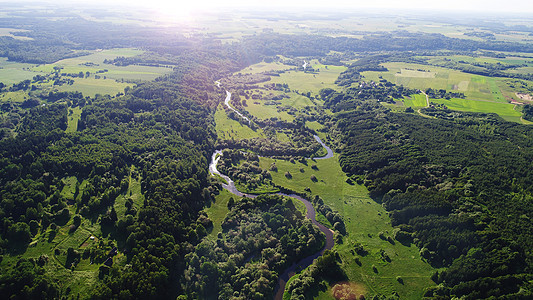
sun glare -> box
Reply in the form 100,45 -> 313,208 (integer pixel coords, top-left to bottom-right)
150,1 -> 200,23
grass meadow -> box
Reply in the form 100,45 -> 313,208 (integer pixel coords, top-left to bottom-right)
0,48 -> 172,97
66,106 -> 82,133
214,103 -> 266,140
361,61 -> 533,122
268,61 -> 346,95
259,155 -> 436,299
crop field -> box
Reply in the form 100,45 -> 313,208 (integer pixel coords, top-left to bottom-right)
49,50 -> 173,79
259,155 -> 435,299
362,62 -> 508,102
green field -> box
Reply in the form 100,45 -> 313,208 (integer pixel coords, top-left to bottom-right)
306,121 -> 325,132
204,189 -> 234,240
245,99 -> 295,121
431,98 -> 522,120
361,62 -> 509,102
66,106 -> 82,133
268,61 -> 346,95
507,66 -> 533,75
402,94 -> 428,108
259,155 -> 436,299
114,166 -> 144,220
58,77 -> 131,97
244,91 -> 317,121
0,48 -> 173,97
0,58 -> 38,85
0,208 -> 103,297
359,61 -> 533,121
236,61 -> 293,75
0,91 -> 29,103
214,103 -> 265,140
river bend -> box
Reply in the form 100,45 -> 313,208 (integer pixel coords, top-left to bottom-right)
209,135 -> 335,300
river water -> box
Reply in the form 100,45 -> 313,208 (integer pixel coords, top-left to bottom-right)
223,90 -> 250,123
208,134 -> 335,300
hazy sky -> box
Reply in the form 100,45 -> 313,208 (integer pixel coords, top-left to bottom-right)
10,0 -> 533,14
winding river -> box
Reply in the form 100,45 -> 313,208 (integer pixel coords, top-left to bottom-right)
223,90 -> 251,123
209,129 -> 335,300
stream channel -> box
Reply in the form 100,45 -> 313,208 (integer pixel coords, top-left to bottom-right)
209,90 -> 334,299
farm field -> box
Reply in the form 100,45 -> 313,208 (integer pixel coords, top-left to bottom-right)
0,48 -> 173,97
361,62 -> 508,102
360,61 -> 533,121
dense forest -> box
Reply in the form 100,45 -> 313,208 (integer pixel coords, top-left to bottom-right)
322,85 -> 533,299
0,32 -> 254,298
184,194 -> 324,299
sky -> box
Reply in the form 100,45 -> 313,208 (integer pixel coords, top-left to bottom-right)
9,0 -> 533,14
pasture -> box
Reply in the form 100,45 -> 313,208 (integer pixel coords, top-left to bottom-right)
0,58 -> 37,85
244,98 -> 295,122
57,77 -> 131,97
259,155 -> 436,299
236,61 -> 293,75
268,61 -> 346,95
214,103 -> 265,140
